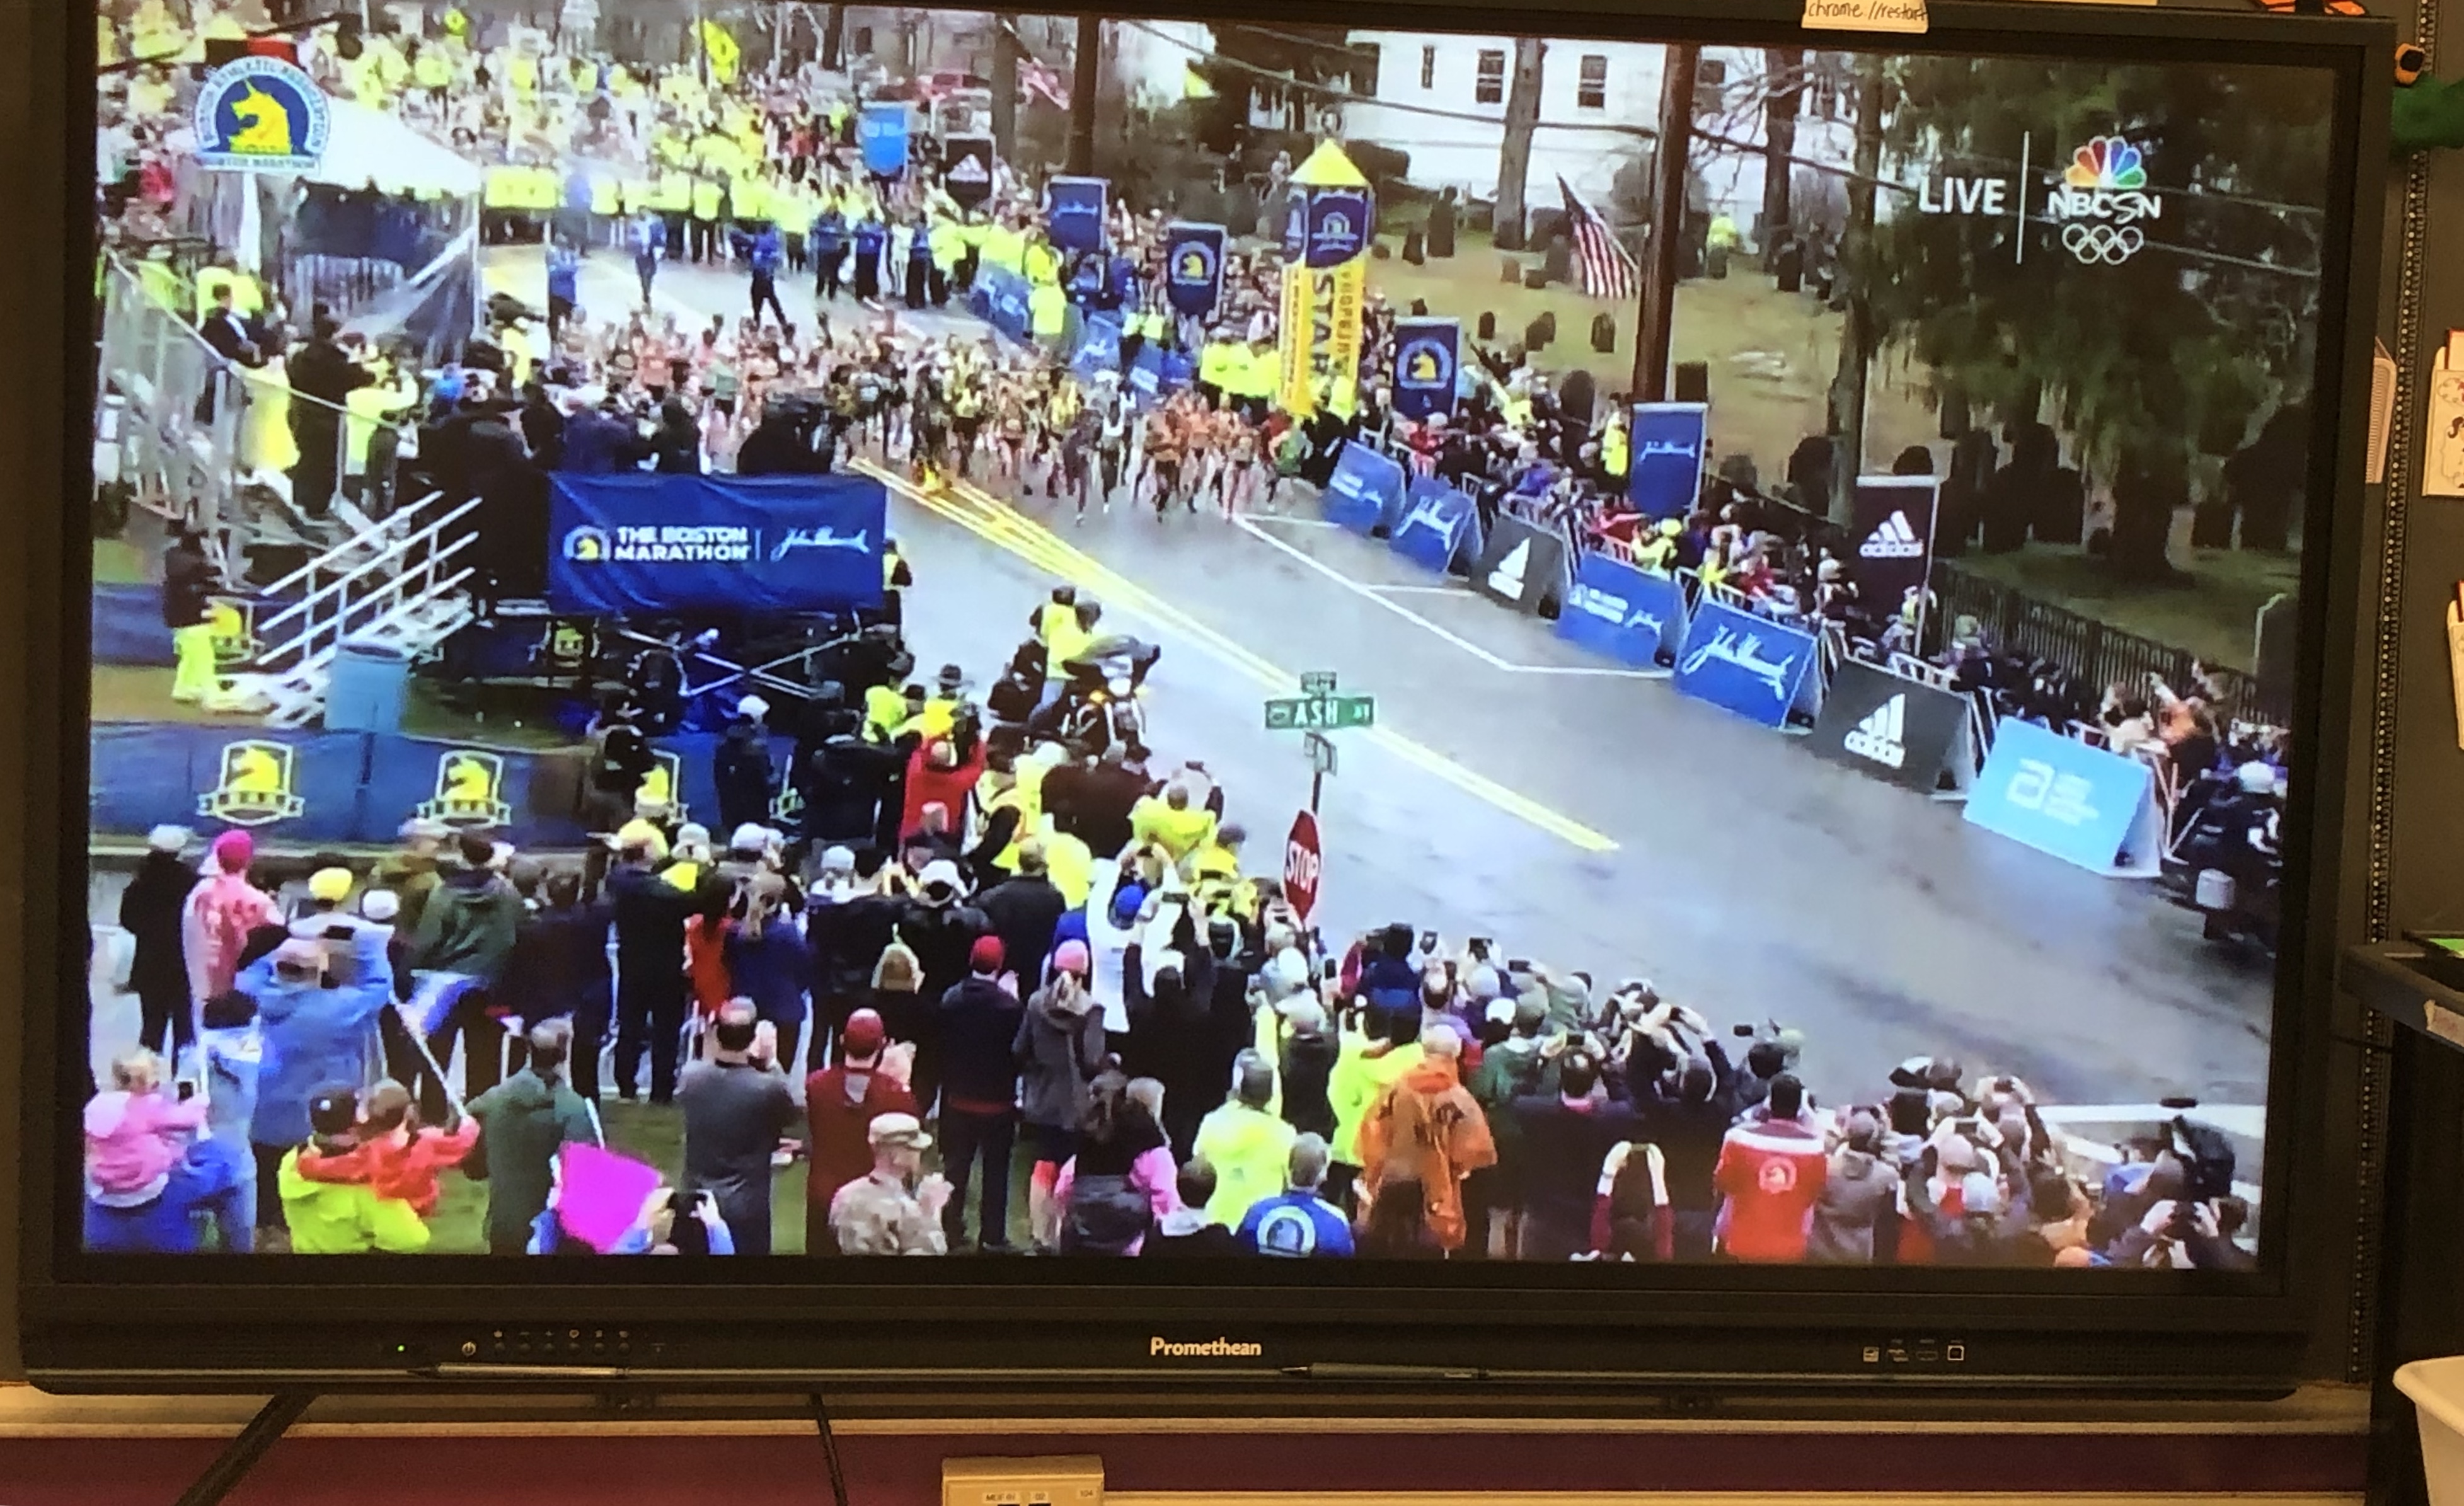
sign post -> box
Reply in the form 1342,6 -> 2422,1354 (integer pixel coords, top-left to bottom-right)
1303,731 -> 1336,812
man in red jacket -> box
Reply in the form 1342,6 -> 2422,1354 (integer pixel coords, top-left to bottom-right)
1712,1074 -> 1828,1263
804,1009 -> 919,1255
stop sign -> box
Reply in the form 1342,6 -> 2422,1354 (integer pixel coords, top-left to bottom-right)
1283,810 -> 1322,926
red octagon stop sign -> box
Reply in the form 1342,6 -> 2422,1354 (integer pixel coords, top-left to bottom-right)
1284,810 -> 1322,926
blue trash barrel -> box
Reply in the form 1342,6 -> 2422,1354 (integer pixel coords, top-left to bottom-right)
325,637 -> 410,733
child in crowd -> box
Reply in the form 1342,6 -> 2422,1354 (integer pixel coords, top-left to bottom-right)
83,1048 -> 208,1209
295,1079 -> 480,1221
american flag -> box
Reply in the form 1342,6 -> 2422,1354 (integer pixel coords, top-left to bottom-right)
1560,176 -> 1639,304
1018,56 -> 1072,108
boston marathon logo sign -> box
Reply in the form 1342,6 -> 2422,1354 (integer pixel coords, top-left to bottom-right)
563,523 -> 865,565
1173,241 -> 1218,289
417,750 -> 515,829
199,739 -> 305,827
2049,136 -> 2161,266
193,55 -> 331,173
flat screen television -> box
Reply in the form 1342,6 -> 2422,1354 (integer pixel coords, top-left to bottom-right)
24,0 -> 2389,1403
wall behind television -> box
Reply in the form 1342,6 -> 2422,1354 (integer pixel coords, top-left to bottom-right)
2,0 -> 2460,1401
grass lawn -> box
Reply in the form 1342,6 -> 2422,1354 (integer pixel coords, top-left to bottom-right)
423,1097 -> 1037,1256
1949,543 -> 2296,674
1361,233 -> 1938,497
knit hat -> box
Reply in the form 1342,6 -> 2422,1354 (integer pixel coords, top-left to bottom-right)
1108,882 -> 1148,928
729,823 -> 769,854
400,817 -> 451,841
1281,997 -> 1328,1035
919,859 -> 964,900
308,867 -> 354,904
1465,964 -> 1502,1003
820,844 -> 857,877
210,830 -> 254,874
360,889 -> 401,923
146,824 -> 192,854
841,1008 -> 887,1059
1052,939 -> 1091,977
970,935 -> 1006,974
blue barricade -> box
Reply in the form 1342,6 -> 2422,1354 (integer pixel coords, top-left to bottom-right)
970,266 -> 1032,344
1070,313 -> 1124,379
1557,551 -> 1686,667
1671,599 -> 1819,728
1963,717 -> 2165,877
1388,477 -> 1477,574
94,583 -> 175,667
1320,441 -> 1407,536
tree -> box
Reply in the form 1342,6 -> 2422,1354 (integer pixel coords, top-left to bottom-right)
1493,37 -> 1548,251
990,11 -> 1018,163
1761,46 -> 1804,266
1864,59 -> 2330,578
1192,21 -> 1356,162
1826,52 -> 1885,526
820,3 -> 843,71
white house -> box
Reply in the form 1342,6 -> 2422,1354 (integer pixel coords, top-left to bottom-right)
1337,34 -> 1857,247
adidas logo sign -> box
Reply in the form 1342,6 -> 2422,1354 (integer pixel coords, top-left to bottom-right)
1487,540 -> 1529,597
1859,510 -> 1926,560
1844,694 -> 1908,768
948,156 -> 989,182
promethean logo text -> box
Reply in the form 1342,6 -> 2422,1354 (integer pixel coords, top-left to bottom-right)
1149,1336 -> 1264,1358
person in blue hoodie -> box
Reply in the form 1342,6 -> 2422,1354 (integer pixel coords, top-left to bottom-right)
547,237 -> 581,342
723,875 -> 814,1086
738,219 -> 787,326
244,936 -> 390,1238
851,213 -> 887,303
811,205 -> 848,301
197,989 -> 264,1251
1351,924 -> 1424,1045
628,206 -> 667,308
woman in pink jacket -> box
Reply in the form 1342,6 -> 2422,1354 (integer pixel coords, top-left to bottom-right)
183,830 -> 277,1007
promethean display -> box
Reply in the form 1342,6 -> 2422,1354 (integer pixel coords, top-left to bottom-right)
67,0 -> 2341,1284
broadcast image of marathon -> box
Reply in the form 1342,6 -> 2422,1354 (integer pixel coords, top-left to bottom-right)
80,0 -> 2327,1265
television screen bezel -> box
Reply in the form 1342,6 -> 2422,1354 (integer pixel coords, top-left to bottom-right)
20,0 -> 2393,1391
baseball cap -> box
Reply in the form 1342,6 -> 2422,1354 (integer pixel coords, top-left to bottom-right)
1959,1171 -> 2005,1217
308,867 -> 354,904
820,844 -> 857,877
841,1008 -> 887,1059
737,693 -> 770,721
308,1084 -> 359,1139
146,824 -> 192,854
919,859 -> 964,897
867,1112 -> 931,1151
729,822 -> 769,854
400,817 -> 451,841
360,889 -> 401,923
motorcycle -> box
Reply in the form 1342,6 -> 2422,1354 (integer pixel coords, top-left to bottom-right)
1025,636 -> 1160,757
2173,786 -> 2283,952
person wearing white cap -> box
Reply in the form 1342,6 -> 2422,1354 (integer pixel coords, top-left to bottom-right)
827,1111 -> 952,1256
120,826 -> 199,1059
713,692 -> 777,837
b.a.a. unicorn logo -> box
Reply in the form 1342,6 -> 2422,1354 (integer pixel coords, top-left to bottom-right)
416,750 -> 514,829
1173,240 -> 1217,286
193,56 -> 331,173
199,740 -> 304,827
1400,338 -> 1453,389
204,597 -> 262,668
635,750 -> 689,820
563,526 -> 611,563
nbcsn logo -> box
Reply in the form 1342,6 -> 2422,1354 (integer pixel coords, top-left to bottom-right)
2047,135 -> 2163,266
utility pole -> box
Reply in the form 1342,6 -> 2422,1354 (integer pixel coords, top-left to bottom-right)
1633,42 -> 1697,401
1066,12 -> 1100,176
990,13 -> 1019,164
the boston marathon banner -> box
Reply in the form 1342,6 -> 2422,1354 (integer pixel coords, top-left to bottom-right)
1321,440 -> 1407,536
1163,222 -> 1226,320
1047,176 -> 1109,253
1390,476 -> 1477,573
858,100 -> 910,178
1629,402 -> 1709,519
1672,599 -> 1819,728
1557,549 -> 1686,668
1850,474 -> 1942,634
1392,318 -> 1459,422
549,474 -> 887,616
941,135 -> 995,209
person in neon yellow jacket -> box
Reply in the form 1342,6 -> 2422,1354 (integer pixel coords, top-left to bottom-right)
1327,1013 -> 1425,1192
1191,1053 -> 1296,1228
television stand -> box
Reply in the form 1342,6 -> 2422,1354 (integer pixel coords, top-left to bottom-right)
173,1390 -> 314,1506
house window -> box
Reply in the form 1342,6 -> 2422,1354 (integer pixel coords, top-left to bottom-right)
1693,55 -> 1728,117
1351,42 -> 1380,98
1577,53 -> 1607,110
1475,48 -> 1505,105
1809,58 -> 1845,120
1420,43 -> 1436,91
851,25 -> 873,54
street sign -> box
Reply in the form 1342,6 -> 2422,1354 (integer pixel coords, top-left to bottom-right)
1284,809 -> 1323,925
1304,731 -> 1337,777
1300,670 -> 1339,696
1264,695 -> 1377,732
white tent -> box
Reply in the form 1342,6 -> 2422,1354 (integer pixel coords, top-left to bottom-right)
305,98 -> 483,200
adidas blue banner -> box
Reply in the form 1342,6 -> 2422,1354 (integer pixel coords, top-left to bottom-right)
1628,402 -> 1709,520
1672,599 -> 1819,728
1392,318 -> 1459,422
1557,550 -> 1686,667
1389,476 -> 1477,573
1163,222 -> 1226,319
1321,440 -> 1407,536
548,474 -> 887,616
1964,716 -> 2165,878
858,101 -> 910,178
1850,474 -> 1942,635
1047,176 -> 1109,253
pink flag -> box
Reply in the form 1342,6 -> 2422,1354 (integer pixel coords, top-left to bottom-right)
553,1142 -> 665,1254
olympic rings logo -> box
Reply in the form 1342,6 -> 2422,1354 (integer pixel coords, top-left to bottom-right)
2062,222 -> 2144,266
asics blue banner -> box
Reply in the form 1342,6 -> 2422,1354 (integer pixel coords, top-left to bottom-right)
1964,716 -> 2165,877
1672,599 -> 1819,728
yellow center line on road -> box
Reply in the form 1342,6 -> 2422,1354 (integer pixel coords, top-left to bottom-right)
853,459 -> 1616,854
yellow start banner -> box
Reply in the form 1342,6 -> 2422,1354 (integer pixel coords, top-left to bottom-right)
1323,258 -> 1366,418
1278,262 -> 1316,418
